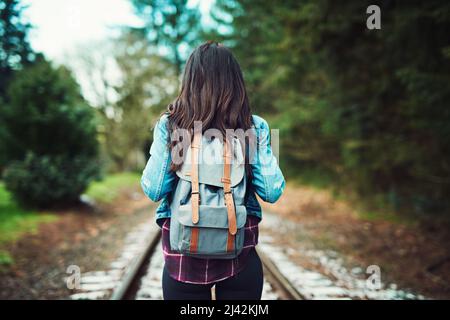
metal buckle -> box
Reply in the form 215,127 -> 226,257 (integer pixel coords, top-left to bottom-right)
191,192 -> 200,203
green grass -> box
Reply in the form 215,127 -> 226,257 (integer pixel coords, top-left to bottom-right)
84,172 -> 141,204
285,164 -> 336,190
357,209 -> 418,226
0,250 -> 14,266
0,182 -> 57,265
0,172 -> 141,266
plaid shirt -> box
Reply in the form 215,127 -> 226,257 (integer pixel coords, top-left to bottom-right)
161,215 -> 260,284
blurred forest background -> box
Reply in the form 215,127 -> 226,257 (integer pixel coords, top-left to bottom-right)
1,0 -> 449,216
1,0 -> 450,299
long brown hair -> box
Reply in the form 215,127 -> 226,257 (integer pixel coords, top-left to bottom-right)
167,41 -> 253,172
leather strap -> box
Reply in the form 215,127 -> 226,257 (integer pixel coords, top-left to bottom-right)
226,230 -> 235,252
223,138 -> 237,237
190,227 -> 199,253
189,131 -> 201,253
190,130 -> 201,225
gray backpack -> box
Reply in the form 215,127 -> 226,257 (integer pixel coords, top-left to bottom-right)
169,132 -> 247,259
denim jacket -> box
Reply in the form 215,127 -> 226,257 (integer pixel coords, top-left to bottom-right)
140,114 -> 285,226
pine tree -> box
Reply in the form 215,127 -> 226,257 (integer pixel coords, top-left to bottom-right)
1,57 -> 100,207
0,0 -> 35,98
130,0 -> 202,75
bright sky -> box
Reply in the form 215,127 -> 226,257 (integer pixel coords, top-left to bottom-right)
24,0 -> 214,62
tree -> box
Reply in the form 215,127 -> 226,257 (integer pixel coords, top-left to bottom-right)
70,33 -> 178,171
209,0 -> 285,115
0,57 -> 100,207
0,0 -> 35,98
113,32 -> 178,170
211,0 -> 450,214
130,0 -> 202,75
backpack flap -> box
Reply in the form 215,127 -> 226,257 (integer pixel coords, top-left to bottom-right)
171,204 -> 247,258
175,136 -> 245,187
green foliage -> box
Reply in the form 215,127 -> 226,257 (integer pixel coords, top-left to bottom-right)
3,153 -> 100,207
109,33 -> 178,170
75,33 -> 178,171
0,0 -> 35,98
0,58 -> 100,207
130,0 -> 202,74
0,57 -> 99,163
212,0 -> 450,215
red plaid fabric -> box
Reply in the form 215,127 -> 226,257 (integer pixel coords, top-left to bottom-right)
161,215 -> 260,284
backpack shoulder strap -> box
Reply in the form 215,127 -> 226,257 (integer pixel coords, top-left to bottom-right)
191,131 -> 201,224
222,138 -> 237,236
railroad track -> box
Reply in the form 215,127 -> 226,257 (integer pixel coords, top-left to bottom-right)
110,228 -> 161,300
71,212 -> 422,300
256,248 -> 304,300
109,229 -> 303,300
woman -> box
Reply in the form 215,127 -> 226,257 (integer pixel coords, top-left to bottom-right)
141,41 -> 285,300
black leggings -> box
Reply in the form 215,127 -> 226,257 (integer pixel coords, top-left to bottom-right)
162,248 -> 264,300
